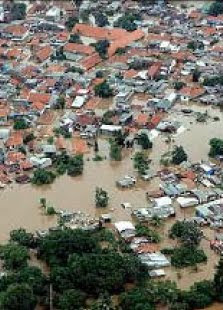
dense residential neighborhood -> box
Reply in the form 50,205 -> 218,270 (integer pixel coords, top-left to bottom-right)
0,0 -> 223,309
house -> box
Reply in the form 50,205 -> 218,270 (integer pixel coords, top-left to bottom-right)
148,62 -> 162,80
179,86 -> 205,102
0,107 -> 9,124
46,6 -> 61,22
63,43 -> 95,61
5,132 -> 23,150
36,46 -> 53,63
4,25 -> 28,41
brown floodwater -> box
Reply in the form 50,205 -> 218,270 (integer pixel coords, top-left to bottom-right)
0,103 -> 222,289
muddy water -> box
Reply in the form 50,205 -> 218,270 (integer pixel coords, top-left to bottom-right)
0,103 -> 222,290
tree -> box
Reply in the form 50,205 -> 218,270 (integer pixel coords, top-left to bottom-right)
65,16 -> 78,31
94,81 -> 113,98
67,154 -> 84,176
120,287 -> 155,310
94,12 -> 109,27
214,255 -> 223,301
174,81 -> 185,90
170,246 -> 207,268
171,146 -> 188,165
169,221 -> 203,247
109,140 -> 122,161
209,1 -> 223,16
192,69 -> 201,82
93,40 -> 110,59
90,293 -> 115,310
23,133 -> 35,144
114,13 -> 140,32
95,187 -> 109,208
55,96 -> 65,109
32,169 -> 56,185
58,289 -> 86,310
69,34 -> 81,43
135,224 -> 160,243
137,133 -> 153,150
11,3 -> 26,20
0,244 -> 29,270
10,228 -> 36,248
209,138 -> 223,157
0,283 -> 37,310
94,140 -> 99,153
16,266 -> 47,296
13,119 -> 29,130
133,151 -> 149,175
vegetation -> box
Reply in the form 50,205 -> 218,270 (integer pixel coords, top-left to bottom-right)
133,151 -> 149,175
174,81 -> 185,90
94,12 -> 109,27
32,169 -> 56,185
214,255 -> 223,301
92,40 -> 110,59
95,187 -> 109,208
65,16 -> 78,31
67,154 -> 84,176
69,34 -> 81,43
209,138 -> 223,157
54,96 -> 66,109
10,228 -> 36,248
0,243 -> 29,270
170,246 -> 207,268
94,81 -> 113,98
203,75 -> 223,86
136,133 -> 153,150
114,13 -> 140,31
169,221 -> 203,247
136,224 -> 161,243
209,1 -> 223,16
109,139 -> 122,161
171,145 -> 188,165
11,3 -> 26,20
23,133 -> 35,144
13,119 -> 29,130
187,41 -> 204,51
58,289 -> 86,310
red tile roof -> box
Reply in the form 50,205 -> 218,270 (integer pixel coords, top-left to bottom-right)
64,42 -> 95,55
36,45 -> 52,62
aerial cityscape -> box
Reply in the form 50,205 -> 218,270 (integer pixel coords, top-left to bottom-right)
0,0 -> 223,309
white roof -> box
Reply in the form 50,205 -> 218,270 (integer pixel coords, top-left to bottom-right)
72,96 -> 87,108
114,221 -> 135,233
177,197 -> 198,208
154,196 -> 172,207
100,125 -> 122,132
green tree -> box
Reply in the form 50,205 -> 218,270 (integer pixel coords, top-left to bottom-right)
69,34 -> 81,43
209,1 -> 223,16
209,138 -> 223,157
55,96 -> 65,109
171,146 -> 188,165
13,119 -> 29,130
65,16 -> 78,31
214,255 -> 223,301
0,283 -> 37,310
114,13 -> 140,32
135,224 -> 160,243
11,3 -> 26,20
95,187 -> 109,208
137,133 -> 152,150
67,154 -> 84,176
58,289 -> 86,310
32,169 -> 56,185
0,244 -> 29,270
10,228 -> 36,248
16,266 -> 47,296
93,40 -> 110,59
120,287 -> 155,310
23,133 -> 35,144
133,151 -> 149,175
171,246 -> 207,268
109,139 -> 122,161
95,81 -> 113,98
94,12 -> 109,27
169,221 -> 203,247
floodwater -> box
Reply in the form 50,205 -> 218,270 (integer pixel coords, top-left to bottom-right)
0,103 -> 222,289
